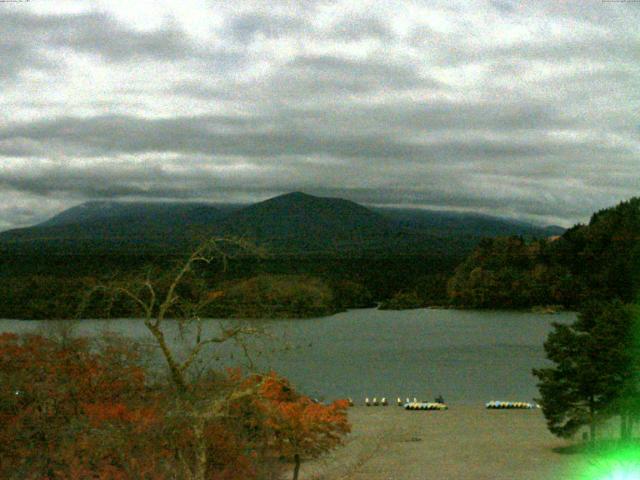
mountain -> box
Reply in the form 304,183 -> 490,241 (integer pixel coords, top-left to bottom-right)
0,193 -> 564,255
216,192 -> 397,252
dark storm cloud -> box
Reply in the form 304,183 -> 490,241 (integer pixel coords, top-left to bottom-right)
0,156 -> 329,200
489,38 -> 640,66
289,101 -> 569,132
489,1 -> 517,14
171,81 -> 230,100
54,14 -> 193,62
0,1 -> 638,229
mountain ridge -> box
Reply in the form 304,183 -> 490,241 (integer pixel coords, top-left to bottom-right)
0,192 -> 564,254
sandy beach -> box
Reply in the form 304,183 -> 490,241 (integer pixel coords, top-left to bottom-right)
299,405 -> 593,480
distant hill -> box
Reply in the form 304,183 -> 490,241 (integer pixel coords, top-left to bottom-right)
0,192 -> 563,255
0,201 -> 239,254
373,207 -> 565,239
39,201 -> 237,228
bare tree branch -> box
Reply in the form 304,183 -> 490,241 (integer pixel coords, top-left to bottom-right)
90,237 -> 264,394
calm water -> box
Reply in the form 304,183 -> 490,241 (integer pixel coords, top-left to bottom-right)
0,308 -> 575,405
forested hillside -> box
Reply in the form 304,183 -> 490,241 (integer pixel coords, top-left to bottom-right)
0,191 -> 562,319
447,198 -> 640,308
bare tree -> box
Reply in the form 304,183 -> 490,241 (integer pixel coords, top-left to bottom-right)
93,237 -> 269,480
104,238 -> 260,388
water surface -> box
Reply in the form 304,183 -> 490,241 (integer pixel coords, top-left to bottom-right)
0,308 -> 575,404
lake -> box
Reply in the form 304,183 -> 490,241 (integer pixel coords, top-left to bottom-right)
0,308 -> 575,405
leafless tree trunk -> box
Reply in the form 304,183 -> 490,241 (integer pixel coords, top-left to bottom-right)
97,237 -> 265,478
292,453 -> 301,480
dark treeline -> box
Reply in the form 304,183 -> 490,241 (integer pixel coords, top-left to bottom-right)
3,197 -> 637,319
529,201 -> 640,445
0,251 -> 463,319
0,191 -> 555,318
448,198 -> 640,309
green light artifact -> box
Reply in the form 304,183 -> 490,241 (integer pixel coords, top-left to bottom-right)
575,444 -> 640,480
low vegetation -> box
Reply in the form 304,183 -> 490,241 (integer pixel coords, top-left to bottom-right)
0,249 -> 456,320
0,272 -> 356,320
205,274 -> 336,318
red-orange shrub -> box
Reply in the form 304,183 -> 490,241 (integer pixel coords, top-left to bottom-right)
0,334 -> 350,480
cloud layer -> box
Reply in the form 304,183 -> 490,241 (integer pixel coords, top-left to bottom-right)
1,0 -> 638,230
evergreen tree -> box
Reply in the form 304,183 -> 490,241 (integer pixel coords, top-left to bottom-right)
533,300 -> 639,442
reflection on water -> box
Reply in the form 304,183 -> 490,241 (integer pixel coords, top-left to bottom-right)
0,308 -> 575,404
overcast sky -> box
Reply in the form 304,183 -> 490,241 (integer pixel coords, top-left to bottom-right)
0,0 -> 638,230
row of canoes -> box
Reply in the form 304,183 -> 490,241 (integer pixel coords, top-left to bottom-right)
485,401 -> 537,409
347,398 -> 539,410
405,402 -> 448,410
358,397 -> 390,406
357,397 -> 433,407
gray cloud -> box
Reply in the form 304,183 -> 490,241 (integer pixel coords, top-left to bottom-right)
277,54 -> 434,94
0,112 -> 618,162
0,10 -> 233,83
0,1 -> 638,230
0,40 -> 55,80
226,12 -> 309,43
330,15 -> 393,41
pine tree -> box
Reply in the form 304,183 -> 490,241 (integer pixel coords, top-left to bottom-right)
533,300 -> 639,442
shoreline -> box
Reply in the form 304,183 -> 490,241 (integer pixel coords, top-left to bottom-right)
3,304 -> 576,322
300,405 -> 590,480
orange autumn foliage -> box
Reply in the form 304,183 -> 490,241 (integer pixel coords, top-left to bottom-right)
0,335 -> 350,480
0,332 -> 166,479
243,372 -> 351,462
